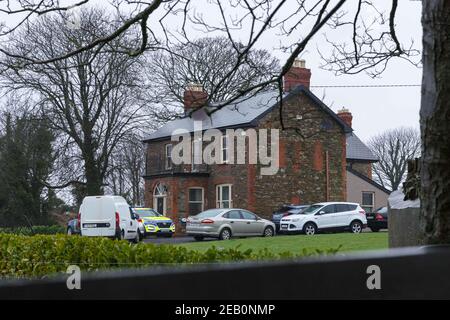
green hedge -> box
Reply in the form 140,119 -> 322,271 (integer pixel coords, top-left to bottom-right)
0,234 -> 340,278
0,225 -> 65,236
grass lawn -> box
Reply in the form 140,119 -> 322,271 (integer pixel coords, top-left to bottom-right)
177,232 -> 388,255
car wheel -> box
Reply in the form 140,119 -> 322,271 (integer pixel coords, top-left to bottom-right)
67,228 -> 72,236
350,221 -> 363,234
219,228 -> 232,240
370,227 -> 380,232
263,226 -> 274,237
194,236 -> 204,241
303,222 -> 317,235
138,230 -> 144,241
131,231 -> 140,244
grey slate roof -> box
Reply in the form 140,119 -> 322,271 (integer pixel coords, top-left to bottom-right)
346,133 -> 378,162
144,90 -> 282,141
144,85 -> 376,162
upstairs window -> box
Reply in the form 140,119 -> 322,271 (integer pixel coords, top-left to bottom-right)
221,135 -> 229,164
165,144 -> 173,170
192,139 -> 202,172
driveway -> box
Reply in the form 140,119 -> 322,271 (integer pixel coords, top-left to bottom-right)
143,236 -> 199,244
142,229 -> 384,244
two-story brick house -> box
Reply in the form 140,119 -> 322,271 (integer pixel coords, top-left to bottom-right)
143,59 -> 389,232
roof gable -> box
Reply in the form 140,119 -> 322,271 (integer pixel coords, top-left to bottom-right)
144,85 -> 352,142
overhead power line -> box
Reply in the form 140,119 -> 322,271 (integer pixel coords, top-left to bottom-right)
310,84 -> 421,88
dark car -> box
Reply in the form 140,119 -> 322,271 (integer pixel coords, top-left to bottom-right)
272,205 -> 310,232
366,206 -> 388,232
67,218 -> 80,235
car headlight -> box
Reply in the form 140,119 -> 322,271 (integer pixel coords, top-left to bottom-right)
291,218 -> 300,222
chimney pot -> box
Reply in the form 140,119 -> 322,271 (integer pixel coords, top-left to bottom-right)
284,58 -> 311,92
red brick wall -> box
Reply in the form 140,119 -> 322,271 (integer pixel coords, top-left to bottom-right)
349,162 -> 373,180
144,90 -> 347,225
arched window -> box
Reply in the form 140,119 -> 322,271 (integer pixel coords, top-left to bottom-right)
154,183 -> 167,197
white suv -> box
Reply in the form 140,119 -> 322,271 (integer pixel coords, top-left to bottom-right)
279,202 -> 367,235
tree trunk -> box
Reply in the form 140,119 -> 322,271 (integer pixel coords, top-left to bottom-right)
420,1 -> 450,244
84,148 -> 103,196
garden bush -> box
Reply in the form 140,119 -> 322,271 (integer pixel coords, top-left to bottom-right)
0,225 -> 65,236
0,234 -> 340,278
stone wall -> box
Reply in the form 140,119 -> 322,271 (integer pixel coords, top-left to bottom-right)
388,189 -> 421,248
252,93 -> 347,217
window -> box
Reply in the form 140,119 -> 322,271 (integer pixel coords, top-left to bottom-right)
221,135 -> 229,164
192,139 -> 201,171
188,188 -> 204,216
165,144 -> 173,169
240,210 -> 257,220
362,192 -> 375,212
321,205 -> 336,214
216,184 -> 232,208
224,210 -> 242,220
335,204 -> 350,212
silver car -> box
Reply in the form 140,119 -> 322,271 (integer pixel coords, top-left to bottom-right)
186,208 -> 276,241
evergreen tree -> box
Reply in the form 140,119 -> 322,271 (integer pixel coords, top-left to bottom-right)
0,114 -> 55,227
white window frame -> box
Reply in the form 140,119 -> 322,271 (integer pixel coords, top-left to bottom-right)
216,184 -> 232,208
165,144 -> 173,170
191,139 -> 201,172
221,135 -> 229,164
362,191 -> 375,212
188,187 -> 204,214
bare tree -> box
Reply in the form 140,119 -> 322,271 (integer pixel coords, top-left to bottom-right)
106,133 -> 145,206
4,1 -> 449,245
1,1 -> 416,112
1,8 -> 148,195
144,36 -> 279,112
368,127 -> 421,191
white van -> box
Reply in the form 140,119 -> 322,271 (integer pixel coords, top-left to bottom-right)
79,195 -> 140,242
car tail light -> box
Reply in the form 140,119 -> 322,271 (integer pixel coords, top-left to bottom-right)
375,214 -> 383,221
359,210 -> 366,215
115,212 -> 120,230
201,219 -> 214,224
138,219 -> 143,223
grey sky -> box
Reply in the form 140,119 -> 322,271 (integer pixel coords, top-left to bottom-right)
0,0 -> 423,143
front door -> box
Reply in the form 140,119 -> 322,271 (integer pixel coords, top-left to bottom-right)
153,183 -> 167,215
156,197 -> 165,215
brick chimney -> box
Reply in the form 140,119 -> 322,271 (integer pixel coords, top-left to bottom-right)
284,58 -> 311,92
337,107 -> 353,128
184,83 -> 208,114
